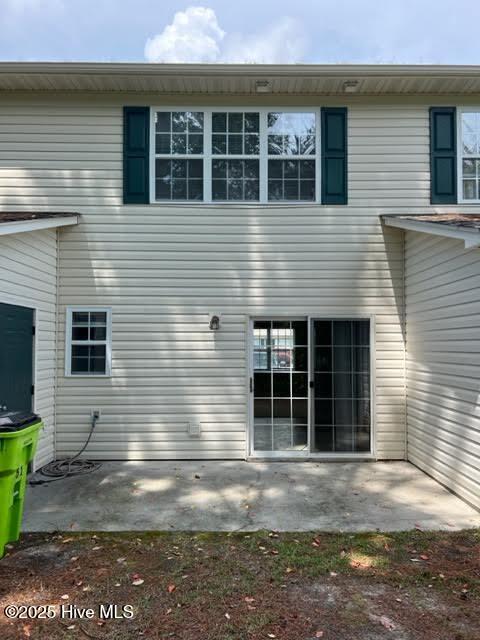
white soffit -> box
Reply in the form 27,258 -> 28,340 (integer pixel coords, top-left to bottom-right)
1,63 -> 480,95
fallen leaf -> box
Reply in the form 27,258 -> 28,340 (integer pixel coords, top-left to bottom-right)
60,594 -> 69,600
115,583 -> 121,587
245,597 -> 255,603
330,571 -> 338,577
315,632 -> 324,638
225,613 -> 231,620
132,579 -> 144,586
116,557 -> 126,563
167,584 -> 176,593
92,546 -> 102,551
420,554 -> 429,560
166,608 -> 172,615
379,615 -> 396,630
285,567 -> 294,573
70,556 -> 79,562
270,549 -> 279,555
67,625 -> 75,630
22,624 -> 31,638
410,558 -> 421,563
267,634 -> 276,639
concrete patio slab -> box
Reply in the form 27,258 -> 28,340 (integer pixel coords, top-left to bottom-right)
24,461 -> 480,532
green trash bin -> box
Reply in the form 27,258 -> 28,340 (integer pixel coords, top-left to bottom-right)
0,411 -> 43,559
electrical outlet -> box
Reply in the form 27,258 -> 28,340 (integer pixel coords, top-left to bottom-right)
91,409 -> 101,420
188,422 -> 201,438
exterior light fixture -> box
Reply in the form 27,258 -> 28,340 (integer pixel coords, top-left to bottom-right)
209,314 -> 220,331
343,80 -> 359,93
255,80 -> 271,93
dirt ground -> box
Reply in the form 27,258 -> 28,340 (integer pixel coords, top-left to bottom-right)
0,529 -> 479,640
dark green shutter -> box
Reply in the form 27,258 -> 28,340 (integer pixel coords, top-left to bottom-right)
430,107 -> 457,204
321,107 -> 347,204
123,106 -> 150,204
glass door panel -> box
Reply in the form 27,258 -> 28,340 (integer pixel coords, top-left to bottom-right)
312,319 -> 371,453
253,319 -> 308,452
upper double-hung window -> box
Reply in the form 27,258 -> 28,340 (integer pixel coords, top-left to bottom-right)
212,111 -> 260,201
267,112 -> 316,201
152,108 -> 319,204
154,111 -> 205,201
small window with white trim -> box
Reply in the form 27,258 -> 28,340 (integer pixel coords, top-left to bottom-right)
66,308 -> 112,376
459,110 -> 480,201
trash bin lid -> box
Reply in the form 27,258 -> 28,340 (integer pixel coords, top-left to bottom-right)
0,410 -> 40,432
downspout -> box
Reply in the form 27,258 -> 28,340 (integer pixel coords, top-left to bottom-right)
53,227 -> 60,462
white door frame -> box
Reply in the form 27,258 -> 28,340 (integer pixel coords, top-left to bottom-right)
246,314 -> 376,460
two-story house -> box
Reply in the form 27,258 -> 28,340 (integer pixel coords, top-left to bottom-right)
0,63 -> 478,509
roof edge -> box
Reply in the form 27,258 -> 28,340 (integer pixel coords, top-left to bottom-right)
2,62 -> 480,77
0,214 -> 78,236
382,214 -> 480,249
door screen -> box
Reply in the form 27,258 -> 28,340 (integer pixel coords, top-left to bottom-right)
313,319 -> 370,452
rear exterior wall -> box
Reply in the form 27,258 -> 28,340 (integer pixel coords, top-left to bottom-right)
1,93 -> 479,460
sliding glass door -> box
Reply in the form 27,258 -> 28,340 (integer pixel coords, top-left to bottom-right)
251,317 -> 371,456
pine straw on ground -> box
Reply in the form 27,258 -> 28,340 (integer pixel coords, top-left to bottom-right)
0,529 -> 479,640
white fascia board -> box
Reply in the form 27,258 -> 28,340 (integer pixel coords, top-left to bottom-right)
0,215 -> 78,236
2,62 -> 480,77
382,216 -> 480,249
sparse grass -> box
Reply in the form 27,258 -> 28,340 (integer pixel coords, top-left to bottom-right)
0,530 -> 479,639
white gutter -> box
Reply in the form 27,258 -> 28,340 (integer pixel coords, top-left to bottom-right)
383,216 -> 480,249
0,215 -> 78,236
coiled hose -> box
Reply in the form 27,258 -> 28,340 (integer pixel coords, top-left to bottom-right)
30,413 -> 101,484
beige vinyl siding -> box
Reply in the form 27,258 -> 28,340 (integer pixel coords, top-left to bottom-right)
4,93 -> 471,461
405,231 -> 480,509
0,229 -> 57,467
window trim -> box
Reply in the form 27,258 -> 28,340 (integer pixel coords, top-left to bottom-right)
149,106 -> 321,205
65,306 -> 112,378
457,106 -> 480,204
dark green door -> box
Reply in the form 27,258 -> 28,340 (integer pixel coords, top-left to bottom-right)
0,302 -> 34,412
